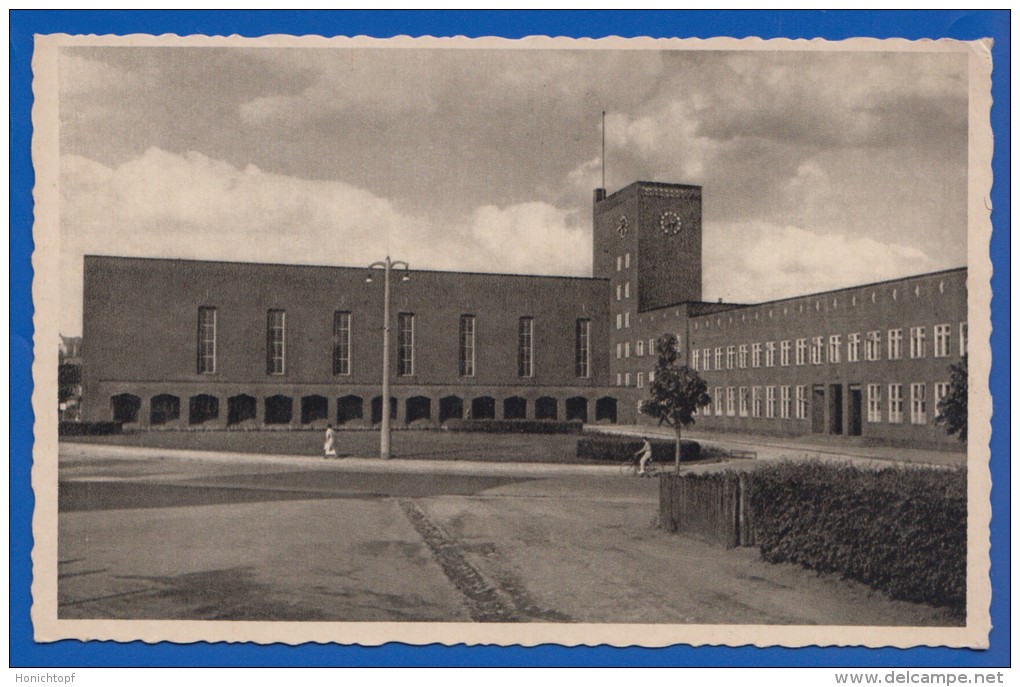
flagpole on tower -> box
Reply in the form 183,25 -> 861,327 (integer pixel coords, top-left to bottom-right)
601,110 -> 606,190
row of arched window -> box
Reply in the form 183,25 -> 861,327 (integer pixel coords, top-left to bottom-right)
109,392 -> 619,427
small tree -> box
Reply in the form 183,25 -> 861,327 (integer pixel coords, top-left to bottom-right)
639,334 -> 712,473
935,354 -> 968,442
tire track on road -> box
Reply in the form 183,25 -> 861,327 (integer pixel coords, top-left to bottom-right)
399,499 -> 569,623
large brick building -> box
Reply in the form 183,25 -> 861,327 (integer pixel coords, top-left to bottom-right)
80,179 -> 967,446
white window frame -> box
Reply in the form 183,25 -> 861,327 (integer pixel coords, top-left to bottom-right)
811,336 -> 824,365
828,335 -> 841,364
766,386 -> 776,418
751,343 -> 762,368
334,310 -> 352,376
847,332 -> 861,363
796,385 -> 808,420
752,386 -> 762,418
739,387 -> 749,417
726,387 -> 736,416
197,306 -> 217,375
714,387 -> 723,416
398,312 -> 416,377
888,328 -> 903,360
517,316 -> 533,378
795,338 -> 807,366
888,383 -> 904,423
780,340 -> 791,367
866,330 -> 882,361
267,309 -> 286,375
867,384 -> 882,423
934,324 -> 951,358
910,326 -> 927,359
780,386 -> 791,419
935,382 -> 950,408
910,383 -> 927,424
765,341 -> 776,368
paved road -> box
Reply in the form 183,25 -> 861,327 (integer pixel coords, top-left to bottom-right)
58,443 -> 960,626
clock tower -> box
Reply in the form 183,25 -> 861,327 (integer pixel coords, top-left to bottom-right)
592,181 -> 703,311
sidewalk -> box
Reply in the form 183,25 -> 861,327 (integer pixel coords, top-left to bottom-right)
58,441 -> 624,478
588,424 -> 966,467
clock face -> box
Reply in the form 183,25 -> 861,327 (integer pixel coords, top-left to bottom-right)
616,215 -> 629,238
659,210 -> 682,236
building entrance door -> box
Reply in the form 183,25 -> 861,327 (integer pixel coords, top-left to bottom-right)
847,385 -> 862,436
811,386 -> 825,434
829,384 -> 843,435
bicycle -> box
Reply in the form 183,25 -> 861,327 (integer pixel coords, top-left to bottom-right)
620,454 -> 661,477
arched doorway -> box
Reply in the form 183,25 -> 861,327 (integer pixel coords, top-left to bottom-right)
150,394 -> 180,426
264,395 -> 292,425
301,395 -> 328,425
227,394 -> 256,426
111,393 -> 141,424
189,394 -> 220,425
535,396 -> 558,420
439,395 -> 463,423
337,395 -> 364,425
503,396 -> 527,420
471,396 -> 496,420
595,396 -> 618,423
371,396 -> 397,425
565,396 -> 588,423
406,396 -> 432,423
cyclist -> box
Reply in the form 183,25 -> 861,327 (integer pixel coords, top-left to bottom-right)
635,437 -> 654,477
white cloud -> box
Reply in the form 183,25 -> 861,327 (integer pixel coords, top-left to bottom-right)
704,221 -> 938,304
468,202 -> 589,277
59,148 -> 589,334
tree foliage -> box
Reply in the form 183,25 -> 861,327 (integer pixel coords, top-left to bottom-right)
639,334 -> 712,471
640,334 -> 712,428
935,354 -> 967,442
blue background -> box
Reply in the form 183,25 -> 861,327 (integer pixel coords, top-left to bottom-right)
9,10 -> 1010,668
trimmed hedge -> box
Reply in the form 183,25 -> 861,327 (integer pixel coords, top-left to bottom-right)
443,418 -> 583,434
577,435 -> 701,463
59,421 -> 122,436
744,461 -> 966,613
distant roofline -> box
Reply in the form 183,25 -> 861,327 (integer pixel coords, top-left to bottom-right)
82,254 -> 609,283
641,266 -> 968,317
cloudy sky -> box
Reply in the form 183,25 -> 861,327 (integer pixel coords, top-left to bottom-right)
58,43 -> 968,335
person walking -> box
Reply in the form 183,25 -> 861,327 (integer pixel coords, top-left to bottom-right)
323,424 -> 337,459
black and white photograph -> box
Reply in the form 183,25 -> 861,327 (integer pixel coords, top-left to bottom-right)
31,34 -> 992,648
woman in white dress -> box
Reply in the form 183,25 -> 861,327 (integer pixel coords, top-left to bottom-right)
323,424 -> 337,458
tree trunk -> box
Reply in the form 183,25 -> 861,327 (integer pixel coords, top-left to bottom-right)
675,424 -> 682,474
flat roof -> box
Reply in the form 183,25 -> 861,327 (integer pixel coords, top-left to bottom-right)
641,266 -> 968,318
83,254 -> 610,283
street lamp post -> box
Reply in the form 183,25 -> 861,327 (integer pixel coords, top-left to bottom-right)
366,256 -> 409,459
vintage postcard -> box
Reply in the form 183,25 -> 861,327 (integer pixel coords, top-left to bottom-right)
31,33 -> 993,648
